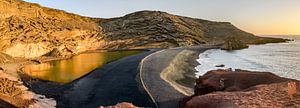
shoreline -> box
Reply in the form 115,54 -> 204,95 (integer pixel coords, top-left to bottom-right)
0,49 -> 153,107
196,37 -> 299,80
160,50 -> 200,96
0,62 -> 56,108
20,45 -> 216,107
23,50 -> 158,108
37,48 -> 150,63
182,69 -> 300,108
0,41 -> 294,107
139,45 -> 218,107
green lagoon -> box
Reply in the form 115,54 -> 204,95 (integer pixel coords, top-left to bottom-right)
23,50 -> 142,83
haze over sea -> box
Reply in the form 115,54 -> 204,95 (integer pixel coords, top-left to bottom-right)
196,35 -> 300,80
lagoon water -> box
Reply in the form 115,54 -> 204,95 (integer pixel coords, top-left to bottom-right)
23,50 -> 142,83
196,35 -> 300,80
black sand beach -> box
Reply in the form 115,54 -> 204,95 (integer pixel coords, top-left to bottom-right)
140,46 -> 217,108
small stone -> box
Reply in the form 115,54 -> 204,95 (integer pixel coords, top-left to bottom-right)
215,64 -> 225,67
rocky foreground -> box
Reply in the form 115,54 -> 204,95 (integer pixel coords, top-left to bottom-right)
180,69 -> 300,108
98,67 -> 300,108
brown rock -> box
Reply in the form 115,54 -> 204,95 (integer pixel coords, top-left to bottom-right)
221,37 -> 249,50
0,78 -> 22,96
180,69 -> 300,108
183,82 -> 300,108
194,69 -> 293,96
0,53 -> 14,64
0,0 -> 103,58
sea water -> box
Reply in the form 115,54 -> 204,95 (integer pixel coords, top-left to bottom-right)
196,35 -> 300,80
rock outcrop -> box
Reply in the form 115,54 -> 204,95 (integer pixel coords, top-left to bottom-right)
0,78 -> 22,96
0,1 -> 288,59
183,81 -> 300,108
193,69 -> 293,95
180,69 -> 300,108
0,0 -> 103,58
221,37 -> 249,50
0,53 -> 14,64
0,71 -> 56,108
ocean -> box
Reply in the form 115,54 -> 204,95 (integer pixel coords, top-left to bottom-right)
195,35 -> 300,80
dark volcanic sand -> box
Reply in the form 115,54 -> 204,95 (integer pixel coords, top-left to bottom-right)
140,46 -> 217,108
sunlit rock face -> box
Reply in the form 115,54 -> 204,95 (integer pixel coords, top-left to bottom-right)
0,52 -> 14,64
4,43 -> 50,58
22,50 -> 142,83
0,0 -> 103,58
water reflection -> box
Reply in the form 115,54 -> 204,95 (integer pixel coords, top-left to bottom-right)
23,50 -> 142,83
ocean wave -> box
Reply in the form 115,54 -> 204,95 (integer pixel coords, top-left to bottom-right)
196,36 -> 300,80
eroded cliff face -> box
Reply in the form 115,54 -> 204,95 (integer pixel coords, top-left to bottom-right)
0,0 -> 103,58
99,11 -> 207,49
0,1 -> 287,59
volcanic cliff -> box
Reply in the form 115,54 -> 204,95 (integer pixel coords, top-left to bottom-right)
0,0 -> 287,60
0,0 -> 103,59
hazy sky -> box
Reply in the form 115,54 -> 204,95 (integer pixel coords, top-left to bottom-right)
24,0 -> 300,35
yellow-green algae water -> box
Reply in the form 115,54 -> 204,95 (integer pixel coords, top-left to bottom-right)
23,50 -> 142,83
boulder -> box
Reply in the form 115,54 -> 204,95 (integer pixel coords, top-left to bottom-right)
182,81 -> 300,108
0,53 -> 14,64
30,59 -> 41,64
180,69 -> 300,108
221,37 -> 249,50
194,69 -> 293,95
215,64 -> 225,67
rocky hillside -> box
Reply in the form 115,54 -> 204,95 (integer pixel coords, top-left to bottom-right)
0,0 -> 287,59
99,11 -> 287,49
0,0 -> 103,58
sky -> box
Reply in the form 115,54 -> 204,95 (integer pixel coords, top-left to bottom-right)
24,0 -> 300,35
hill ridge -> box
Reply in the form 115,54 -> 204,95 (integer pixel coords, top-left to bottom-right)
0,0 -> 287,60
